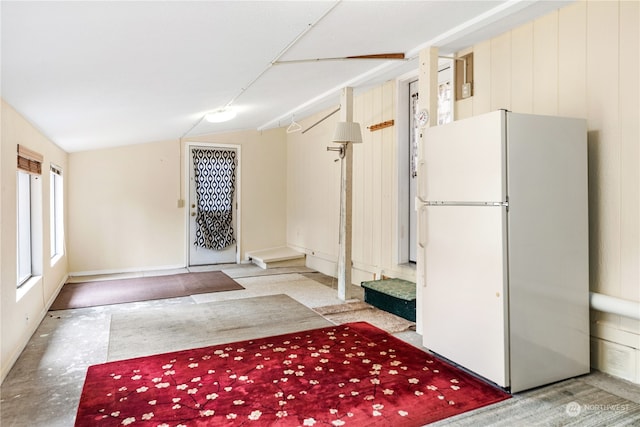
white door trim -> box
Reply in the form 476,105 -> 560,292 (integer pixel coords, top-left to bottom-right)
184,142 -> 242,266
395,70 -> 419,266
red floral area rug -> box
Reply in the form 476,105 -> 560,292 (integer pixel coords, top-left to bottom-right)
76,322 -> 510,426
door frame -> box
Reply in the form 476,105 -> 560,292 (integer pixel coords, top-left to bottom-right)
184,142 -> 242,266
396,70 -> 419,265
395,60 -> 455,265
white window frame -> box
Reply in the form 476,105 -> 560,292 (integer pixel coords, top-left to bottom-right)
50,164 -> 64,263
16,145 -> 44,294
17,170 -> 33,286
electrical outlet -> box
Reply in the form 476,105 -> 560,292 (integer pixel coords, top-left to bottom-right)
462,83 -> 472,99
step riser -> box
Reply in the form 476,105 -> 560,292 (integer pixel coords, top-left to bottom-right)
253,258 -> 306,269
246,246 -> 306,270
361,278 -> 417,323
364,289 -> 416,322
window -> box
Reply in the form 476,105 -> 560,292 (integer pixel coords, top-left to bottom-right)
17,144 -> 43,288
454,52 -> 473,100
437,61 -> 454,125
50,165 -> 64,261
17,171 -> 33,285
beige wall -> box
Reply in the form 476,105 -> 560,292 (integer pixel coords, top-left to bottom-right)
2,105 -> 287,381
1,100 -> 69,381
286,108 -> 342,273
456,0 -> 639,383
68,139 -> 184,273
286,81 -> 415,282
457,0 -> 639,300
352,82 -> 414,282
184,128 -> 288,258
286,0 -> 639,383
67,128 -> 287,274
2,0 -> 637,385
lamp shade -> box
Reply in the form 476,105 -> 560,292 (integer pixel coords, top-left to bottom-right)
332,121 -> 363,144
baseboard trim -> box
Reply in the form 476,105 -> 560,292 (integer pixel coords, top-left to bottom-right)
299,250 -> 418,286
1,274 -> 70,385
590,337 -> 640,384
69,264 -> 186,277
46,273 -> 69,308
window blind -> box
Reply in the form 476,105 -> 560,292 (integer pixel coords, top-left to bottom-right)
17,144 -> 43,175
50,164 -> 62,176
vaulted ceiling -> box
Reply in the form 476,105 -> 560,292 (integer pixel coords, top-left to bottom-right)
1,1 -> 571,152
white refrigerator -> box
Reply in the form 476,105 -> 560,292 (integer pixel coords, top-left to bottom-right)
416,110 -> 590,393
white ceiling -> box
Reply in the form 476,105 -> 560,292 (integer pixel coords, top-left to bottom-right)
1,1 -> 571,152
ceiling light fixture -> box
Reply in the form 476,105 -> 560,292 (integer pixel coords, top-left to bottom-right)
183,2 -> 341,138
205,107 -> 237,123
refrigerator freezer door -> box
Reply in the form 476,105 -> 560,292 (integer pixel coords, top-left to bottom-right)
420,110 -> 506,203
422,205 -> 509,388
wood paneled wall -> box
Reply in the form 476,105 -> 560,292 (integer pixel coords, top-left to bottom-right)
285,0 -> 638,381
352,81 -> 398,280
454,0 -> 639,382
455,0 -> 639,306
286,81 -> 414,282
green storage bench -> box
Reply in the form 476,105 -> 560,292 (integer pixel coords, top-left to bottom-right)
361,278 -> 416,322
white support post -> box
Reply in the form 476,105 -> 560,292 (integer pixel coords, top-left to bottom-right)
418,47 -> 439,128
337,87 -> 354,301
415,46 -> 438,334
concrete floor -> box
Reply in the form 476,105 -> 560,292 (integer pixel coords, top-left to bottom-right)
1,264 -> 638,426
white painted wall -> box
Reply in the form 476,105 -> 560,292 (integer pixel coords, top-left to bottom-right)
1,100 -> 69,382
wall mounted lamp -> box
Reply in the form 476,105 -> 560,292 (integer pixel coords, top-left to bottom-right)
327,121 -> 363,158
332,121 -> 363,143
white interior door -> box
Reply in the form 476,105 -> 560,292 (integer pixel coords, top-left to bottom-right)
188,146 -> 238,266
422,205 -> 509,387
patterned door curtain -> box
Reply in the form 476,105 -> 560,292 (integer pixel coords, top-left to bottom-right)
192,148 -> 237,250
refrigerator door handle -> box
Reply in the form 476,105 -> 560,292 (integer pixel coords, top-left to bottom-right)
421,200 -> 509,207
417,160 -> 426,200
417,202 -> 428,249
